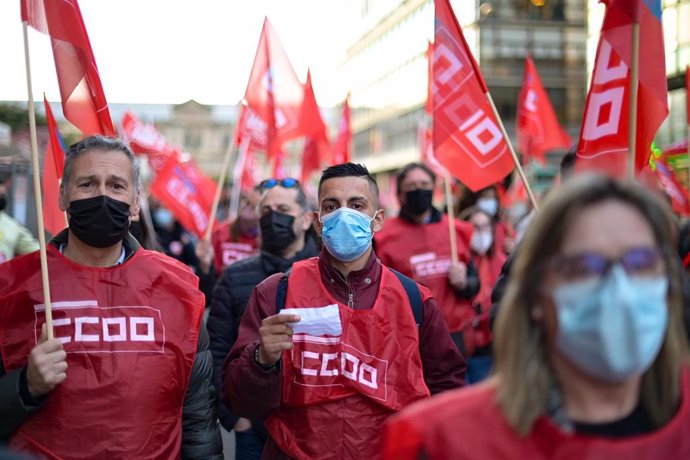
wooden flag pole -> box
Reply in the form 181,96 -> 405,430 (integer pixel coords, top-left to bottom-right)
23,22 -> 54,340
444,171 -> 458,264
485,92 -> 539,211
203,121 -> 240,241
628,22 -> 640,180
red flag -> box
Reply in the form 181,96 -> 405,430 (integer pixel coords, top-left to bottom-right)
120,111 -> 177,173
420,125 -> 446,177
43,97 -> 67,236
21,0 -> 115,136
244,18 -> 304,159
433,0 -> 514,192
150,155 -> 218,238
300,70 -> 331,181
576,0 -> 668,176
332,95 -> 351,164
517,55 -> 571,162
652,159 -> 690,216
426,42 -> 434,115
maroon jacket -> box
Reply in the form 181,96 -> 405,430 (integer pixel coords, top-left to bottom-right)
222,249 -> 465,459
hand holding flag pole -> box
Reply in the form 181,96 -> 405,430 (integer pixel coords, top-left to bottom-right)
23,22 -> 54,340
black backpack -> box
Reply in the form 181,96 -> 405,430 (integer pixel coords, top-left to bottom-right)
275,267 -> 423,326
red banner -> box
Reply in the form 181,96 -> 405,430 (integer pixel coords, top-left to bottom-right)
150,154 -> 217,238
22,0 -> 115,136
332,95 -> 351,164
576,0 -> 668,176
300,70 -> 331,181
652,159 -> 690,216
120,111 -> 177,173
244,18 -> 304,159
517,55 -> 571,163
43,97 -> 67,236
433,0 -> 514,192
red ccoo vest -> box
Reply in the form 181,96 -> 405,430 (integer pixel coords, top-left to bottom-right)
0,245 -> 204,459
265,258 -> 429,460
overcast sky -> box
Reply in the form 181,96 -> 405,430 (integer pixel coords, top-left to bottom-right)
0,0 -> 359,107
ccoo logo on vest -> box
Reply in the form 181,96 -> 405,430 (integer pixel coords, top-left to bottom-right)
410,252 -> 452,279
33,300 -> 165,353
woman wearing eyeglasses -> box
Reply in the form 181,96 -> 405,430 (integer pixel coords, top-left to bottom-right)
383,174 -> 690,459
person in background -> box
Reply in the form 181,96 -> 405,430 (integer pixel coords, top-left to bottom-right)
383,174 -> 690,459
375,163 -> 479,364
458,205 -> 507,382
0,176 -> 39,263
457,184 -> 515,255
223,163 -> 465,460
151,203 -> 199,267
207,178 -> 319,460
211,187 -> 261,274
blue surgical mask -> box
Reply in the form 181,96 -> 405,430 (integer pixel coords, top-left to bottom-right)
319,207 -> 376,262
477,197 -> 498,217
553,265 -> 668,383
154,208 -> 174,228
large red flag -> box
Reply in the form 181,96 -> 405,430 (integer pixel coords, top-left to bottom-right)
576,0 -> 668,176
300,70 -> 331,181
21,0 -> 115,136
150,155 -> 217,238
332,95 -> 351,164
244,18 -> 304,160
433,0 -> 514,191
42,97 -> 66,236
517,55 -> 571,162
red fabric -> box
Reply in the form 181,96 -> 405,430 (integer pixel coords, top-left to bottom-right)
300,70 -> 331,181
384,368 -> 690,460
433,0 -> 514,191
22,0 -> 115,136
332,96 -> 351,164
265,258 -> 429,460
42,97 -> 66,236
471,249 -> 506,348
150,154 -> 217,238
686,65 -> 689,126
244,18 -> 304,159
222,251 -> 465,457
375,216 -> 474,335
120,111 -> 177,173
683,252 -> 690,269
662,138 -> 688,156
211,220 -> 259,273
0,245 -> 203,459
517,55 -> 571,162
649,160 -> 690,216
576,0 -> 668,176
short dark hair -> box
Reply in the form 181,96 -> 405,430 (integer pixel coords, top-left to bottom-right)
318,163 -> 379,203
396,162 -> 436,192
560,145 -> 577,180
62,135 -> 141,193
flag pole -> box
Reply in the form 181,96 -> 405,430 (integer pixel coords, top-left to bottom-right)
203,120 -> 240,241
23,22 -> 54,340
228,136 -> 251,220
485,92 -> 539,211
444,171 -> 458,264
628,22 -> 640,180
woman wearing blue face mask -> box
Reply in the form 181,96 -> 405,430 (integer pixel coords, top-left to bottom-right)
383,174 -> 690,459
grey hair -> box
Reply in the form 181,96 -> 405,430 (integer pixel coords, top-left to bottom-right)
61,135 -> 141,193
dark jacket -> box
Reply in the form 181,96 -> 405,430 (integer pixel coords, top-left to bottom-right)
0,232 -> 223,459
222,249 -> 466,459
207,237 -> 320,432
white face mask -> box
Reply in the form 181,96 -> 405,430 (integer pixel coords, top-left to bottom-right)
476,197 -> 498,217
471,231 -> 493,255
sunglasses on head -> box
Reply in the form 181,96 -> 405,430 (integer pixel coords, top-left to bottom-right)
551,247 -> 665,282
259,178 -> 300,190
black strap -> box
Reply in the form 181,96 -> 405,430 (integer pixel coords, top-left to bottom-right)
276,267 -> 423,327
388,268 -> 423,326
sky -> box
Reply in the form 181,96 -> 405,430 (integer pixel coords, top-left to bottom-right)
0,0 -> 359,107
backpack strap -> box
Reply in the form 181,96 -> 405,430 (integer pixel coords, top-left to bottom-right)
275,269 -> 292,314
388,268 -> 423,327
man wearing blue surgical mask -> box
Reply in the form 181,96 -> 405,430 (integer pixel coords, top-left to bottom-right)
222,163 -> 465,460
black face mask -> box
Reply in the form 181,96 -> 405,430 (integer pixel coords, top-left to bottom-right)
405,189 -> 433,215
68,195 -> 131,248
260,211 -> 297,255
0,194 -> 6,212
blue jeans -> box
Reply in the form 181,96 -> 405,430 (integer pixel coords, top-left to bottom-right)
235,427 -> 265,460
467,355 -> 493,384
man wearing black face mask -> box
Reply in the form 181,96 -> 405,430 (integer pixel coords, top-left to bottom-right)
0,136 -> 222,458
207,178 -> 319,460
0,177 -> 39,263
375,163 -> 482,360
